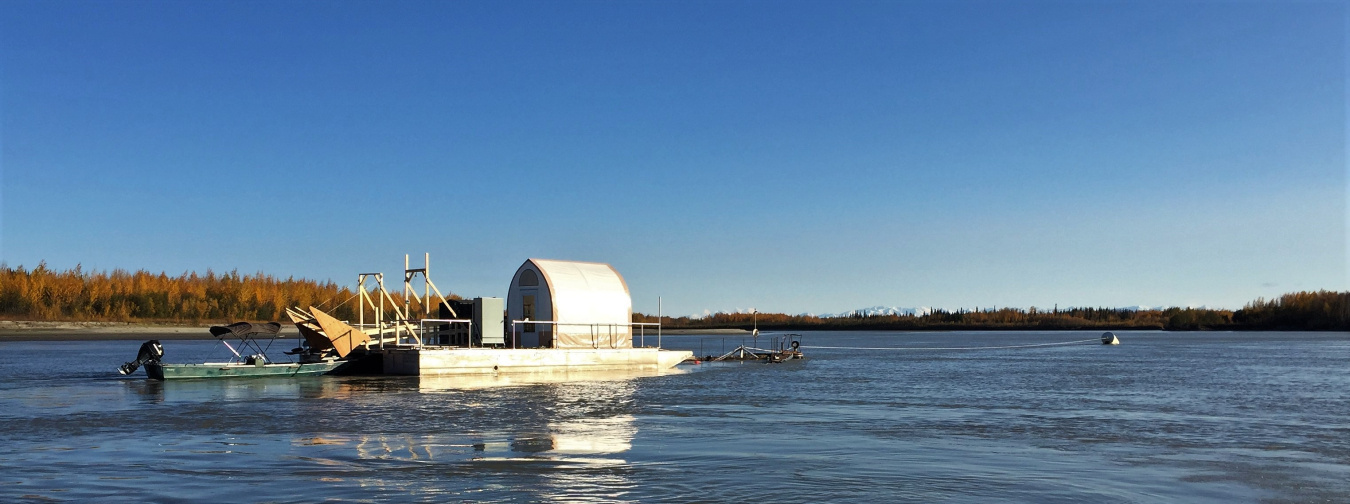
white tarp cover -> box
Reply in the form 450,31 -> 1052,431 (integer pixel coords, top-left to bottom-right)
529,259 -> 632,349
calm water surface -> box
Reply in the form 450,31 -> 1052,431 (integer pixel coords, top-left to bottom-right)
1,331 -> 1348,502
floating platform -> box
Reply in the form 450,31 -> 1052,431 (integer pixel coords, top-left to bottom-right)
702,334 -> 805,363
417,366 -> 688,390
382,347 -> 694,376
704,346 -> 804,363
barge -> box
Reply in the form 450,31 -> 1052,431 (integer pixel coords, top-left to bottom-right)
295,255 -> 693,377
119,255 -> 693,380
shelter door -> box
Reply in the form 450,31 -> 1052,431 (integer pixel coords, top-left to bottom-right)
522,293 -> 536,333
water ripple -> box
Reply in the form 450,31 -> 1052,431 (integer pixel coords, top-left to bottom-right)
1,332 -> 1348,502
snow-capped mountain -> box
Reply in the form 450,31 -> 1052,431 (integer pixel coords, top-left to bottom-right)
823,306 -> 933,318
1123,305 -> 1215,311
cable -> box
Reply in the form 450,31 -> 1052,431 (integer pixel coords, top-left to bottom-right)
802,338 -> 1100,351
314,291 -> 361,311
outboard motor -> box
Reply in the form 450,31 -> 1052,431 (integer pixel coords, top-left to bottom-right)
117,340 -> 164,375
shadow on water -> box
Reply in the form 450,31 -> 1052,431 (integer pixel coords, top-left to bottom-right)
121,374 -> 424,404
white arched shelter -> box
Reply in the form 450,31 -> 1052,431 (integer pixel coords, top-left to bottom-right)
507,259 -> 633,349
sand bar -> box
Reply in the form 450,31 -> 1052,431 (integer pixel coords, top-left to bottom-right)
0,321 -> 300,341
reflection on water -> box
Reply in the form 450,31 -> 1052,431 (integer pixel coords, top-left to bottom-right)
124,375 -> 431,404
550,414 -> 636,455
124,375 -> 366,403
267,371 -> 647,501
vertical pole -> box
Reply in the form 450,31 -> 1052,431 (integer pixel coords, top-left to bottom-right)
424,252 -> 430,315
378,275 -> 385,350
404,254 -> 410,345
404,254 -> 410,316
658,296 -> 662,349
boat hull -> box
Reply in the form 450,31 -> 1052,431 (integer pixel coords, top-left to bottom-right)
145,361 -> 343,380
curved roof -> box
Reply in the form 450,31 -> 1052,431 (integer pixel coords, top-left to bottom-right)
519,258 -> 633,347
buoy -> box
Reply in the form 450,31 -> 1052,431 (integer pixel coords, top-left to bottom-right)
1101,332 -> 1120,345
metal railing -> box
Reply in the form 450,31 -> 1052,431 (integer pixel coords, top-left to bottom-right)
352,318 -> 473,348
348,318 -> 663,350
634,322 -> 660,348
509,320 -> 664,349
419,318 -> 473,347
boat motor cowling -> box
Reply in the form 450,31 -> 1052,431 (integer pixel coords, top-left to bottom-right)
117,340 -> 164,376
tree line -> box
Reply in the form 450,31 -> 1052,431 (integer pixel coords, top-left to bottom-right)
0,262 -> 432,324
2,263 -> 1344,331
635,290 -> 1349,331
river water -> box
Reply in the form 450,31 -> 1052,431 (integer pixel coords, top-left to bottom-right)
1,331 -> 1347,502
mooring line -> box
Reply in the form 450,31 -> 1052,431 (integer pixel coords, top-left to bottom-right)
802,338 -> 1100,351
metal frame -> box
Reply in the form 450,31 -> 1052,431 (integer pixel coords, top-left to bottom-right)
212,330 -> 285,364
352,253 -> 471,350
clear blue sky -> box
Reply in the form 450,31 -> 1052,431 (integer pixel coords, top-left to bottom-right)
1,0 -> 1345,316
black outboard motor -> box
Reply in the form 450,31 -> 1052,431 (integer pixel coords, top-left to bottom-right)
117,340 -> 164,375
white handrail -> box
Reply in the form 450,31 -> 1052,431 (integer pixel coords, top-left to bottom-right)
509,320 -> 664,349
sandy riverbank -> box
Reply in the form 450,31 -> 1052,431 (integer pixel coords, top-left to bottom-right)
0,321 -> 300,341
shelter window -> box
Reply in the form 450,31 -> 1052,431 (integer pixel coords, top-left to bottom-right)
520,270 -> 539,287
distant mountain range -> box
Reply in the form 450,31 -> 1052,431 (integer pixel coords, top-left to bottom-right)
822,304 -> 1215,318
1108,305 -> 1217,311
822,306 -> 934,318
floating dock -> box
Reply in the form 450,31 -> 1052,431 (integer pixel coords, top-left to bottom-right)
287,254 -> 694,377
384,346 -> 692,375
700,334 -> 805,363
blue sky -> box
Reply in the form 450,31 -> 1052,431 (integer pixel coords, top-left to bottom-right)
1,0 -> 1345,316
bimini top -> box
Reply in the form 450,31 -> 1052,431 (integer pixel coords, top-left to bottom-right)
509,258 -> 633,349
208,321 -> 283,340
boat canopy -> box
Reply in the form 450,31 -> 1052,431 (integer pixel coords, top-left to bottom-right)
209,321 -> 283,339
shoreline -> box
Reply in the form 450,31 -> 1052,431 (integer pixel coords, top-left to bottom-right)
1,320 -> 1341,342
657,328 -> 751,335
0,321 -> 299,341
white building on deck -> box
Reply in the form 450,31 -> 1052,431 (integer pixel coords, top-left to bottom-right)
375,256 -> 689,376
507,258 -> 634,349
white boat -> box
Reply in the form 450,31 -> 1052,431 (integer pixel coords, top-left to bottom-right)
119,322 -> 346,380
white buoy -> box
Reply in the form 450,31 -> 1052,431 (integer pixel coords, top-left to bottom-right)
1101,331 -> 1120,345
